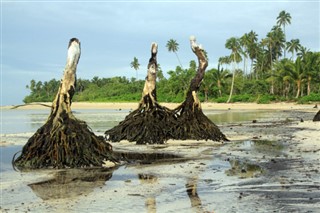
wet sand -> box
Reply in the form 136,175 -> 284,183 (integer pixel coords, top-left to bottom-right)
1,102 -> 319,212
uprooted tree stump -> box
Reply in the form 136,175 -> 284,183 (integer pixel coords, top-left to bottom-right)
106,37 -> 227,144
105,43 -> 177,144
170,36 -> 228,141
13,38 -> 116,169
313,110 -> 320,121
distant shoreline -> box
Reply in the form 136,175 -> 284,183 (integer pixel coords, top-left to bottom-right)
1,101 -> 318,112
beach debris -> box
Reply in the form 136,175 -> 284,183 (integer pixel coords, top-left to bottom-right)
313,110 -> 320,121
10,103 -> 51,109
13,38 -> 116,169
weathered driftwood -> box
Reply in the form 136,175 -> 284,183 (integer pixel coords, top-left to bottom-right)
13,38 -> 115,169
11,103 -> 51,109
313,110 -> 320,121
105,43 -> 176,144
170,36 -> 228,141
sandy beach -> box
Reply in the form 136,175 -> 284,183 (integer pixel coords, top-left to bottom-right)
1,101 -> 318,111
1,101 -> 319,212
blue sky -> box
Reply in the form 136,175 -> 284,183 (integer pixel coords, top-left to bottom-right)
1,0 -> 319,105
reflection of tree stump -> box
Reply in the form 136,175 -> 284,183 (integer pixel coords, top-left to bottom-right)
28,168 -> 114,200
313,110 -> 320,121
105,43 -> 177,144
186,179 -> 203,211
13,38 -> 115,169
170,36 -> 227,141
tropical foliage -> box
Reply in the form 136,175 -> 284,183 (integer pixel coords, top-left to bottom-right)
24,10 -> 320,104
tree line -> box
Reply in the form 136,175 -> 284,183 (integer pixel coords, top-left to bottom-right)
24,10 -> 320,104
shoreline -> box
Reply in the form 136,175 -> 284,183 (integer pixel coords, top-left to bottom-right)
1,104 -> 319,212
1,101 -> 318,111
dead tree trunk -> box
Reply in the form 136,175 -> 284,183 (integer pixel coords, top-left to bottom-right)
13,38 -> 115,169
313,110 -> 320,121
105,43 -> 176,144
170,36 -> 228,141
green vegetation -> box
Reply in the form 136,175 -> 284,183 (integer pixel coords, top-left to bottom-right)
24,11 -> 320,104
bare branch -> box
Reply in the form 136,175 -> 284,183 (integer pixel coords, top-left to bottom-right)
11,103 -> 51,109
190,36 -> 208,71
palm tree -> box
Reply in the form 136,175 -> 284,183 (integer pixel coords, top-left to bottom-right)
253,46 -> 268,80
285,56 -> 304,98
297,46 -> 310,58
286,39 -> 301,61
214,64 -> 232,97
130,57 -> 140,79
247,30 -> 259,77
274,58 -> 293,98
240,33 -> 250,74
261,35 -> 275,94
202,70 -> 214,102
218,56 -> 231,70
301,52 -> 319,95
271,25 -> 286,61
277,10 -> 292,58
166,39 -> 183,68
262,26 -> 285,94
225,37 -> 242,103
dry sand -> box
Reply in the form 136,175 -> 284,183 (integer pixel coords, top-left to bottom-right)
1,101 -> 318,111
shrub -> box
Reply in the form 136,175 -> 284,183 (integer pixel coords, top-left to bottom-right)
214,96 -> 228,103
256,95 -> 276,104
298,93 -> 320,104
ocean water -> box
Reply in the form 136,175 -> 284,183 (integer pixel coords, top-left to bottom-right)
1,108 -> 270,135
1,108 -> 130,135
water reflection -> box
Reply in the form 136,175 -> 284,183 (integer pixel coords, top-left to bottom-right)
28,168 -> 115,200
186,178 -> 204,213
206,110 -> 272,124
113,151 -> 185,164
138,174 -> 158,213
138,174 -> 212,213
145,197 -> 157,213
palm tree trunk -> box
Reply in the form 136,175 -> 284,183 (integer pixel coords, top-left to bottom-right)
307,76 -> 311,95
286,81 -> 290,99
218,80 -> 222,97
270,45 -> 274,95
295,80 -> 301,98
227,54 -> 236,103
250,59 -> 254,79
204,88 -> 208,102
175,52 -> 183,69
